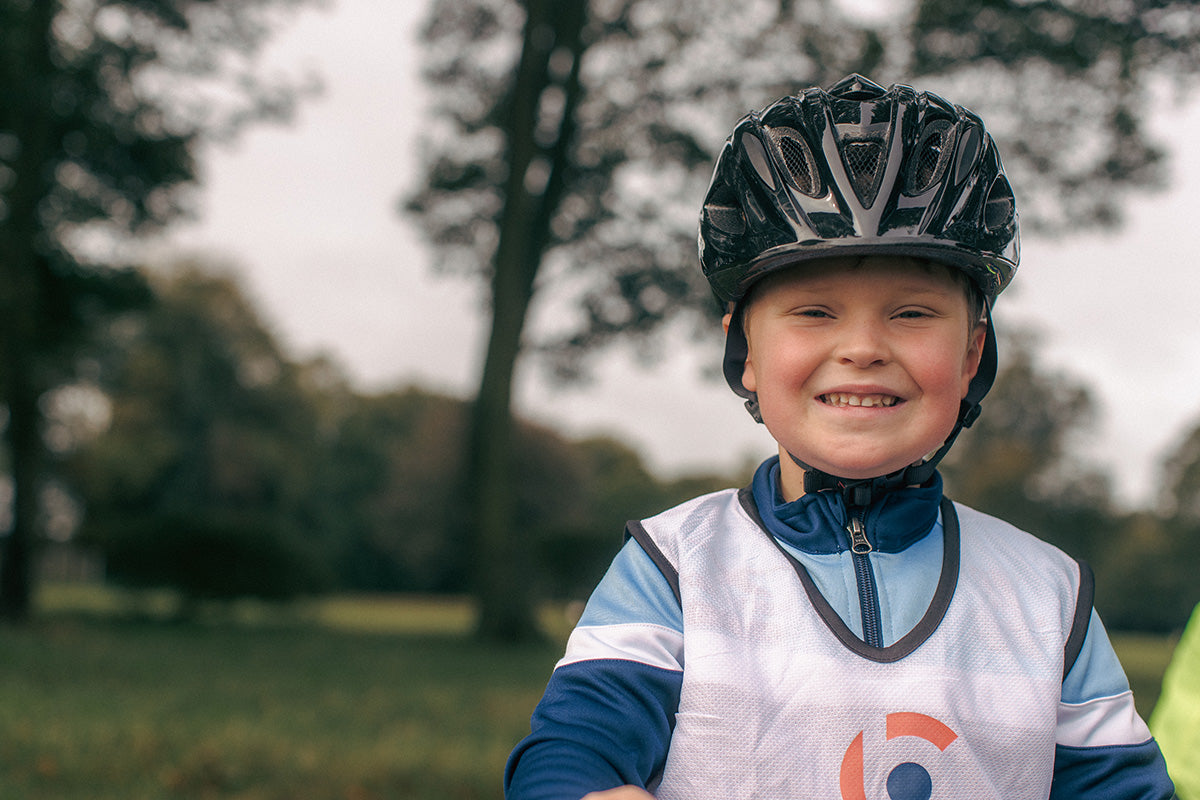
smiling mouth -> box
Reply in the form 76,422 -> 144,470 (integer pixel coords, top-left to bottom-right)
820,392 -> 899,408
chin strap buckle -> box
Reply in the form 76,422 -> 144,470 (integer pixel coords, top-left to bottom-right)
798,455 -> 931,508
960,400 -> 983,429
802,467 -> 896,507
744,397 -> 763,424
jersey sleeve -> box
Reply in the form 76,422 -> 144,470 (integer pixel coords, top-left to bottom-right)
1051,609 -> 1176,798
504,538 -> 685,800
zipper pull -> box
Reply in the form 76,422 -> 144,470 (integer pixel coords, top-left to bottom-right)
847,514 -> 873,554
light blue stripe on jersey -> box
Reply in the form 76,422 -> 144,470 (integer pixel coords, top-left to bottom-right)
577,537 -> 683,632
508,540 -> 689,795
1061,609 -> 1131,703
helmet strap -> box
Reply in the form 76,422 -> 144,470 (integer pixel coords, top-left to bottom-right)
722,300 -> 763,422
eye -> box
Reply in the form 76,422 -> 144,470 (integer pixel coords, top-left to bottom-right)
894,307 -> 937,321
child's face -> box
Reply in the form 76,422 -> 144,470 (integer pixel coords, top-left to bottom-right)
732,256 -> 986,501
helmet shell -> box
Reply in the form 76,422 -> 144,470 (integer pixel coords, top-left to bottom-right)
699,74 -> 1019,304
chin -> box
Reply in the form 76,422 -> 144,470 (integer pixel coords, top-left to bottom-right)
795,453 -> 920,481
829,465 -> 908,481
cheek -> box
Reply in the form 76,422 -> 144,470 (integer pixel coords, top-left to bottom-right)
916,334 -> 980,400
913,349 -> 973,409
745,337 -> 816,399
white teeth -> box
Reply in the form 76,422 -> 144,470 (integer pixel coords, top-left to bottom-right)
822,393 -> 897,408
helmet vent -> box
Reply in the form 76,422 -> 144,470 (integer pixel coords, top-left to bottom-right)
704,183 -> 747,235
983,175 -> 1016,231
841,139 -> 885,205
767,127 -> 821,197
740,132 -> 776,190
907,119 -> 956,195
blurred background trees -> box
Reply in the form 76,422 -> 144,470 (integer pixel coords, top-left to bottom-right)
66,265 -> 333,608
44,255 -> 1198,633
0,0 -> 320,621
4,0 -> 1200,638
939,334 -> 1194,632
406,0 -> 1200,640
53,260 -> 738,613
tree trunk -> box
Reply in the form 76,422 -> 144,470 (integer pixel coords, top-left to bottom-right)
468,0 -> 588,642
0,368 -> 40,623
0,2 -> 58,623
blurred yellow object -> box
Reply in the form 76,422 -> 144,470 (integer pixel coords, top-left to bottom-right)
1151,604 -> 1200,799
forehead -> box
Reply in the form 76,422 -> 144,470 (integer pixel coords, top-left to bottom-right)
749,255 -> 967,301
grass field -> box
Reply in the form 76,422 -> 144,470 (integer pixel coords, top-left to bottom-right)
3,588 -> 566,800
0,586 -> 1179,799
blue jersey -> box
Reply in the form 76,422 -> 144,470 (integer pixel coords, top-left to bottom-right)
506,458 -> 1174,799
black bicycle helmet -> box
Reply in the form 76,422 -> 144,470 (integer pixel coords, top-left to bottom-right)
702,74 -> 1020,504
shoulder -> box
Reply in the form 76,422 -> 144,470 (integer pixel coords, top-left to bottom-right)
631,486 -> 748,550
640,487 -> 748,530
950,500 -> 1081,574
629,487 -> 758,583
950,500 -> 1092,658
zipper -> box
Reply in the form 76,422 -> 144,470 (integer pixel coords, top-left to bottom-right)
847,510 -> 883,648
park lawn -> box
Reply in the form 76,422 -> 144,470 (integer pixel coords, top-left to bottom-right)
0,589 -> 1179,799
0,591 -> 566,800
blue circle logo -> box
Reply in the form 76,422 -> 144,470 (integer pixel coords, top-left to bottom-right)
886,762 -> 933,800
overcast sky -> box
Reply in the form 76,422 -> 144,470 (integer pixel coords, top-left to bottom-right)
146,0 -> 1200,509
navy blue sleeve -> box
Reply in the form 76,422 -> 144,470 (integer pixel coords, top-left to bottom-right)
504,659 -> 683,800
1051,740 -> 1176,799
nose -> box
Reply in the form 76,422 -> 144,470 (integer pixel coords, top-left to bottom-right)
837,317 -> 890,367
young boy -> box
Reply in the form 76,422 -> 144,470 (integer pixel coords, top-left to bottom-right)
505,75 -> 1175,799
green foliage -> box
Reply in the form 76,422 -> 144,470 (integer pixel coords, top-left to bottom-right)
1162,417 -> 1200,521
313,384 -> 594,595
99,513 -> 331,603
308,386 -> 469,593
69,265 -> 334,607
0,0 -> 319,620
320,390 -> 743,599
1111,418 -> 1200,632
942,332 -> 1114,558
63,263 -> 750,604
1096,513 -> 1200,633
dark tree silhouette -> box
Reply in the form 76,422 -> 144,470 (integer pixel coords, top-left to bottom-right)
407,0 -> 1200,639
0,0 -> 317,621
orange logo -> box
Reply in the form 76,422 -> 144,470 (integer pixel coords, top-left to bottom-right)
840,712 -> 957,800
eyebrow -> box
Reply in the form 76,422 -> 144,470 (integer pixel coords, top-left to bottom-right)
891,285 -> 959,298
779,281 -> 959,299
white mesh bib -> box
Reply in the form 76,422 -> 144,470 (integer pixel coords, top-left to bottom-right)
635,490 -> 1083,800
